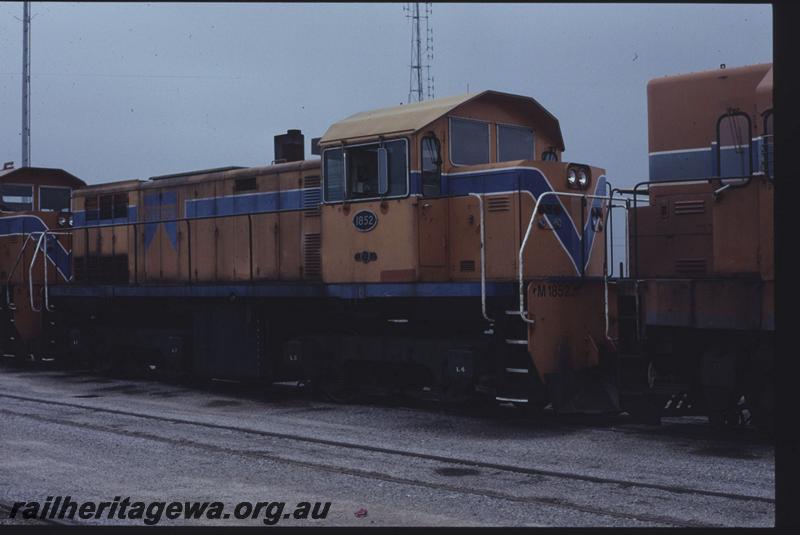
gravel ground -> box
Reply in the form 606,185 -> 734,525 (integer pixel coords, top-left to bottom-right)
0,365 -> 774,527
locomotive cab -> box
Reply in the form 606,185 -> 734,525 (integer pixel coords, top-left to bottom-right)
317,91 -> 614,411
317,90 -> 588,285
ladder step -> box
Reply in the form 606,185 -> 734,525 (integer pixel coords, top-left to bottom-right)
505,367 -> 529,374
496,396 -> 528,403
505,339 -> 528,345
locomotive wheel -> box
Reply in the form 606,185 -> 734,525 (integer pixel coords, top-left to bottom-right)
700,346 -> 741,428
745,387 -> 775,435
707,401 -> 747,429
320,360 -> 357,404
518,373 -> 549,416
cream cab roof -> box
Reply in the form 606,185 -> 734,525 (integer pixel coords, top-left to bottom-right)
319,90 -> 565,150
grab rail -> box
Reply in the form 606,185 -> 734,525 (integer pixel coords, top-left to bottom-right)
26,230 -> 72,313
28,232 -> 48,312
468,193 -> 494,323
4,233 -> 37,308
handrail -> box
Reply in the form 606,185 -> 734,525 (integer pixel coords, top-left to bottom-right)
28,232 -> 47,312
608,186 -> 633,278
601,180 -> 611,340
468,193 -> 493,323
4,233 -> 37,307
25,230 -> 72,313
517,190 -> 612,325
43,232 -> 50,312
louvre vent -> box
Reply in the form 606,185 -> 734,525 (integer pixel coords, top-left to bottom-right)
303,176 -> 321,217
460,260 -> 476,272
303,233 -> 322,278
675,258 -> 707,274
487,196 -> 511,212
673,200 -> 705,215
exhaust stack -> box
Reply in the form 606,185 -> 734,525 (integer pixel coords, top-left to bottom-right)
274,129 -> 304,163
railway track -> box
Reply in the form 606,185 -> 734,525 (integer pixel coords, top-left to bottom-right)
1,367 -> 768,443
0,391 -> 773,527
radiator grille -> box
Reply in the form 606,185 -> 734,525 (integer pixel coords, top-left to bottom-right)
673,200 -> 705,215
303,176 -> 321,217
460,260 -> 476,272
303,233 -> 322,278
675,258 -> 707,275
487,196 -> 511,212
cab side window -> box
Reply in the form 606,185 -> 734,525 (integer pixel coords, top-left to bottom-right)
0,183 -> 33,211
322,139 -> 409,202
421,135 -> 442,196
39,186 -> 71,212
450,117 -> 489,165
497,124 -> 534,162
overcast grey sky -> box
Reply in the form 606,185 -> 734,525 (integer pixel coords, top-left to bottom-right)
0,2 -> 772,186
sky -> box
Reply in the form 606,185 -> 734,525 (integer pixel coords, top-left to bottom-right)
0,2 -> 772,188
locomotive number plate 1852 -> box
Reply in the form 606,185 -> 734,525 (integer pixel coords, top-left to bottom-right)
353,210 -> 378,232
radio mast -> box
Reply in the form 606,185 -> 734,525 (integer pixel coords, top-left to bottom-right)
404,3 -> 434,103
21,1 -> 31,167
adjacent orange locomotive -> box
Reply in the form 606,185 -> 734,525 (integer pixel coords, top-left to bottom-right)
0,165 -> 84,360
614,63 -> 774,427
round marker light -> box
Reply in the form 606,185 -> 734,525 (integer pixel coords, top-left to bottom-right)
57,216 -> 67,227
68,215 -> 74,227
578,169 -> 588,188
567,168 -> 577,186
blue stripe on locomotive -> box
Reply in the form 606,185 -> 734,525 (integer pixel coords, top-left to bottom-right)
70,166 -> 607,276
0,215 -> 72,280
650,138 -> 765,181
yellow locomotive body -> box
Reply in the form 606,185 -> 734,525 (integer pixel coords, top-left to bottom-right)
46,90 -> 614,411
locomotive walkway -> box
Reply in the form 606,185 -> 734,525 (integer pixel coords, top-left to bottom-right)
0,366 -> 774,527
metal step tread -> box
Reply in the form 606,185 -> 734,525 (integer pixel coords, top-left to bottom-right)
495,396 -> 529,403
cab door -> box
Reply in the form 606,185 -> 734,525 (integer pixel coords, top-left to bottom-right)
418,135 -> 448,279
418,200 -> 447,268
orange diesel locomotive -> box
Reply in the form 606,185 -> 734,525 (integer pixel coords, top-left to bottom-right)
614,63 -> 774,427
0,165 -> 84,360
23,90 -> 617,412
